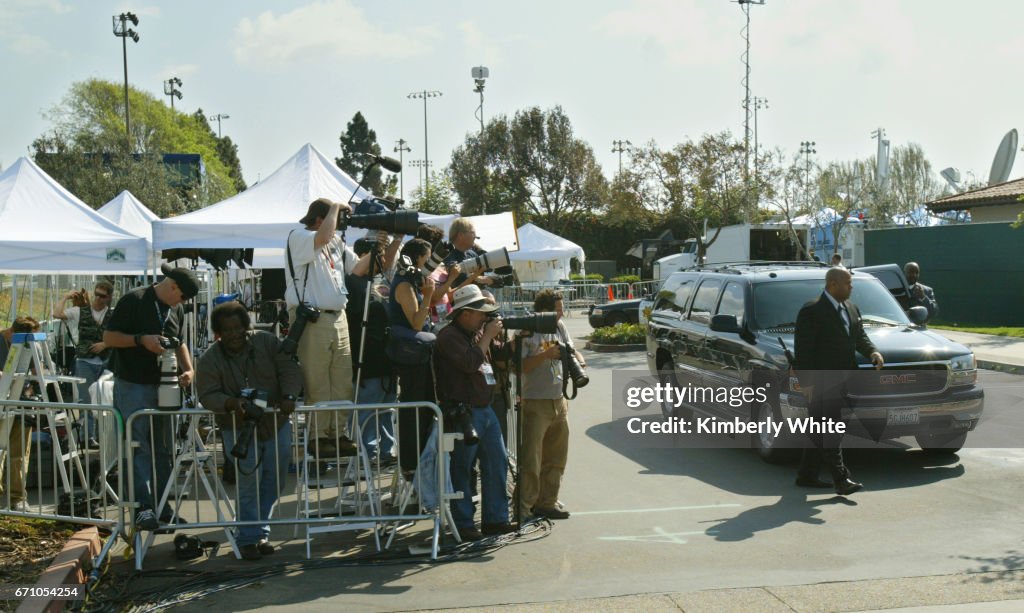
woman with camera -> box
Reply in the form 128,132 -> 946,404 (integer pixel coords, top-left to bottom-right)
387,238 -> 457,472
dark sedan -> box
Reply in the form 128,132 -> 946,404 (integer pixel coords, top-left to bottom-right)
589,299 -> 642,328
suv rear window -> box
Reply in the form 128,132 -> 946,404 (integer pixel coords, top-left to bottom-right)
751,277 -> 909,330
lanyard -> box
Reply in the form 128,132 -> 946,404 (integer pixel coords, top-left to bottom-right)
154,299 -> 172,335
220,340 -> 254,390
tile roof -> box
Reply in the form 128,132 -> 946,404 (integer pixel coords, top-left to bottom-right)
927,177 -> 1024,212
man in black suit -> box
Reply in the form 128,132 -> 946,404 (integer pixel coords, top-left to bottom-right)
794,267 -> 884,496
904,262 -> 938,321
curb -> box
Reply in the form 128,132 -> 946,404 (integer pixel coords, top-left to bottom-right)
17,526 -> 102,613
977,359 -> 1024,375
584,342 -> 645,353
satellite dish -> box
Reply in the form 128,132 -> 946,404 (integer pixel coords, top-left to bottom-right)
988,129 -> 1018,185
940,167 -> 961,192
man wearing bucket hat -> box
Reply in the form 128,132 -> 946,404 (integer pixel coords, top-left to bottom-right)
104,263 -> 198,531
434,285 -> 516,540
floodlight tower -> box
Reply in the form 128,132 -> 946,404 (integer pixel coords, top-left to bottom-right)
472,66 -> 488,134
394,138 -> 412,201
210,113 -> 230,138
163,77 -> 182,110
407,90 -> 442,187
612,140 -> 632,175
800,140 -> 817,208
753,96 -> 768,180
738,0 -> 766,176
112,12 -> 140,147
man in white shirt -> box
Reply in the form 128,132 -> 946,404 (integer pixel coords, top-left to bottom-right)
54,281 -> 115,405
286,198 -> 371,454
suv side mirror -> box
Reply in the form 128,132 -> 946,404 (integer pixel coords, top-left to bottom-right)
710,314 -> 740,334
906,306 -> 928,325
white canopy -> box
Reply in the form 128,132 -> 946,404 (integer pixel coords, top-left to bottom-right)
152,143 -> 371,250
509,223 -> 584,283
98,190 -> 159,245
0,157 -> 149,273
511,223 -> 584,262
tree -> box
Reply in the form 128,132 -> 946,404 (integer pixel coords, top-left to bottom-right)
815,159 -> 872,255
870,143 -> 944,225
336,112 -> 395,197
411,172 -> 458,214
449,106 -> 608,233
31,79 -> 237,217
765,149 -> 813,260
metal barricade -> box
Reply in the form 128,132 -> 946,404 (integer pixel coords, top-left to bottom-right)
0,399 -> 124,578
124,401 -> 457,569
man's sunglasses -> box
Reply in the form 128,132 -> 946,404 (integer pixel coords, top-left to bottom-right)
94,292 -> 110,299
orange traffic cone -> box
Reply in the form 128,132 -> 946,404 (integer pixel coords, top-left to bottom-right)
607,284 -> 614,302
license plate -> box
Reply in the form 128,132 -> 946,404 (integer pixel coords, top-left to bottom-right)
887,408 -> 920,426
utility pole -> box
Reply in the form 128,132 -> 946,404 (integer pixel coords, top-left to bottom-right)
738,0 -> 766,178
753,96 -> 768,181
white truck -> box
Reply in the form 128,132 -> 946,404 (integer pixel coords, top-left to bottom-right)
652,223 -> 811,280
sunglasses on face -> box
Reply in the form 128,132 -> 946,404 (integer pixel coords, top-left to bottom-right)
95,293 -> 110,299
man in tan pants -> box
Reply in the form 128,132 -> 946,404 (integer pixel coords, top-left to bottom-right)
516,289 -> 585,520
0,316 -> 42,512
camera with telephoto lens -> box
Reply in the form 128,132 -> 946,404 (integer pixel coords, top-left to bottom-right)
280,303 -> 320,354
497,311 -> 559,334
442,402 -> 478,445
458,247 -> 510,277
230,388 -> 268,459
482,265 -> 515,289
419,241 -> 450,277
158,337 -> 181,410
397,255 -> 425,286
560,343 -> 589,389
341,198 -> 420,235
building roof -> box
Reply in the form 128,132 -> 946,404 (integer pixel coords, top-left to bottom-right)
927,177 -> 1024,212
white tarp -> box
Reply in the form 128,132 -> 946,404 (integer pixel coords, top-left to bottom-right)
0,157 -> 148,273
152,143 -> 372,251
509,222 -> 584,283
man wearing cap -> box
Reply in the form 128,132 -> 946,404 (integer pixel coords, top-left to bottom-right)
434,285 -> 516,540
104,263 -> 197,530
286,198 -> 371,455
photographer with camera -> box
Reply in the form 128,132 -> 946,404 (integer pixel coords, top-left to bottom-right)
196,302 -> 302,561
53,281 -> 115,447
285,198 -> 372,457
443,219 -> 489,290
434,285 -> 516,540
516,289 -> 586,521
103,264 -> 197,531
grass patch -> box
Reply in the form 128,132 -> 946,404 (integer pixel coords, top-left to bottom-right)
930,323 -> 1024,338
0,517 -> 77,611
590,322 -> 646,345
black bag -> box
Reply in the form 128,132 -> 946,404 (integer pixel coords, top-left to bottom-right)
385,326 -> 436,366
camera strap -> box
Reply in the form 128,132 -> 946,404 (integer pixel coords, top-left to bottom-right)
285,230 -> 311,304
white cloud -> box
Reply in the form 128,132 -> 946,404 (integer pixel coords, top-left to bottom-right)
9,33 -> 51,56
459,20 -> 501,67
594,0 -> 728,67
162,64 -> 199,79
232,0 -> 439,67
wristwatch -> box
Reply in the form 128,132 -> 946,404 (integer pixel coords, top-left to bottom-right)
134,334 -> 143,347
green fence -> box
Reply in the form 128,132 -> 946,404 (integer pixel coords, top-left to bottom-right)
865,222 -> 1024,326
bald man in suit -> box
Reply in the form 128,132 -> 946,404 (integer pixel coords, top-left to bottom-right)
794,267 -> 884,496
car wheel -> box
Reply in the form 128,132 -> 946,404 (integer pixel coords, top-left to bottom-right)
657,359 -> 692,420
915,431 -> 967,455
751,396 -> 792,464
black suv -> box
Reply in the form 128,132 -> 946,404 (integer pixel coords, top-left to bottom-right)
645,263 -> 983,462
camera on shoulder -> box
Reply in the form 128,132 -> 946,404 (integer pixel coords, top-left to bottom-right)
280,302 -> 320,354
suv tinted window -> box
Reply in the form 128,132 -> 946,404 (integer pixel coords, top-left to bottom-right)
716,282 -> 745,326
688,279 -> 722,324
654,274 -> 697,315
752,277 -> 909,330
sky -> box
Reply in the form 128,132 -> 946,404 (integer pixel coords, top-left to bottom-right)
2,0 -> 1023,197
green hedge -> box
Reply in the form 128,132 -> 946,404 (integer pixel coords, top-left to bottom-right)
570,273 -> 604,282
590,322 -> 646,344
610,275 -> 641,284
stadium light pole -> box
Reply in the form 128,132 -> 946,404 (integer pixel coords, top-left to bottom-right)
800,140 -> 817,208
737,0 -> 765,178
394,139 -> 412,202
407,90 -> 442,187
612,140 -> 632,175
210,114 -> 230,138
753,96 -> 768,181
409,160 -> 432,196
163,77 -> 182,110
112,12 -> 140,148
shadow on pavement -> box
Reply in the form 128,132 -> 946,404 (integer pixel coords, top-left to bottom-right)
702,492 -> 857,542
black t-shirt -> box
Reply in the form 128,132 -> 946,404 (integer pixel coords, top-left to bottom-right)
345,273 -> 391,379
107,285 -> 184,384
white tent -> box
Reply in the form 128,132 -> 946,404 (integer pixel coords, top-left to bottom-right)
98,190 -> 159,245
152,143 -> 371,251
0,157 -> 148,273
509,223 -> 585,283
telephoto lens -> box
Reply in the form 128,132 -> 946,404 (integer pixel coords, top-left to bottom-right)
501,312 -> 559,334
157,337 -> 182,410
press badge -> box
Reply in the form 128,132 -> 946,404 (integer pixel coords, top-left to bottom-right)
481,363 -> 496,385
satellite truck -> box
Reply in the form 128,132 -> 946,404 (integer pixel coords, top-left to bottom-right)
653,223 -> 811,280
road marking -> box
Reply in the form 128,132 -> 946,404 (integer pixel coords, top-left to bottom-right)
573,503 -> 741,516
599,527 -> 719,544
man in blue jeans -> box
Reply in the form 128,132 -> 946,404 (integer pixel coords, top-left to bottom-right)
196,302 -> 302,560
104,264 -> 197,531
433,285 -> 516,541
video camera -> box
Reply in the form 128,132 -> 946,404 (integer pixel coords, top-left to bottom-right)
230,388 -> 268,460
341,197 -> 420,235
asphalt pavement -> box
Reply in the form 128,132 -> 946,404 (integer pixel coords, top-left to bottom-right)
109,315 -> 1024,612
